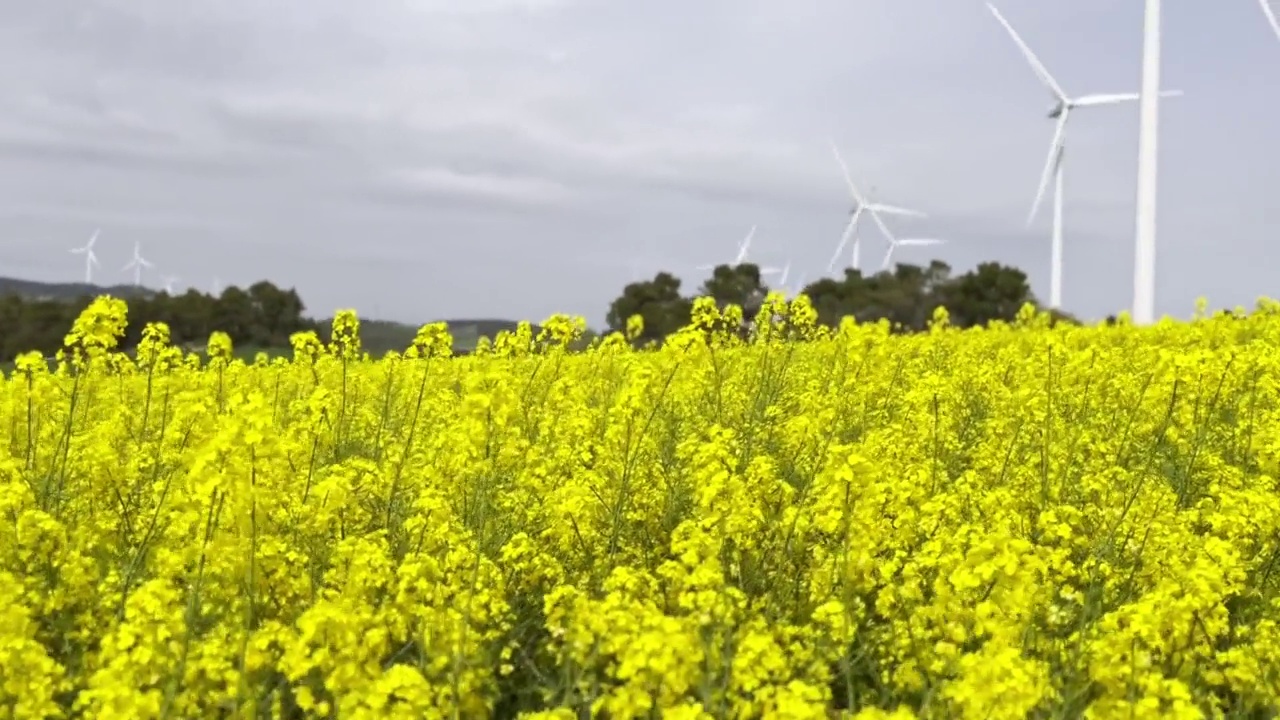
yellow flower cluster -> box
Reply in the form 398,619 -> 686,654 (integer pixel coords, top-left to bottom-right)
3,292 -> 1280,718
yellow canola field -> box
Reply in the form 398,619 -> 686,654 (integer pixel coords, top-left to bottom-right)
3,294 -> 1280,720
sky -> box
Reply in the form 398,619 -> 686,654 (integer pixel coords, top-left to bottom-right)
0,0 -> 1277,327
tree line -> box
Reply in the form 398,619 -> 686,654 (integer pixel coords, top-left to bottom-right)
0,258 -> 1061,362
606,260 -> 1064,345
0,281 -> 317,361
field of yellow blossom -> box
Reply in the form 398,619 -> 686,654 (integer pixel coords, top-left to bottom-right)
3,292 -> 1280,719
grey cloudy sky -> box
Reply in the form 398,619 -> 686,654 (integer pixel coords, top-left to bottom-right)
0,0 -> 1277,326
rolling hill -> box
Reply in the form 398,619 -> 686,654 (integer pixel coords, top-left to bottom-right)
0,276 -> 156,301
340,317 -> 544,355
0,277 -> 541,357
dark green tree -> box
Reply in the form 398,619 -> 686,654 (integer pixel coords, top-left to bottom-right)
698,263 -> 769,321
605,272 -> 693,346
931,262 -> 1036,328
0,280 -> 319,361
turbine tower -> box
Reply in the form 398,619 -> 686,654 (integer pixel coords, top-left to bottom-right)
68,229 -> 101,284
828,141 -> 928,274
1133,0 -> 1162,325
122,242 -> 154,287
987,2 -> 1181,311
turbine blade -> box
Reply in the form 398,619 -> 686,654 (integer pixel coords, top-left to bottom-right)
828,139 -> 868,205
1072,92 -> 1140,106
828,213 -> 860,272
87,229 -> 99,248
737,225 -> 756,262
1074,90 -> 1182,107
1261,0 -> 1280,42
986,2 -> 1068,101
863,202 -> 928,218
865,203 -> 897,246
897,239 -> 946,246
1029,111 -> 1069,226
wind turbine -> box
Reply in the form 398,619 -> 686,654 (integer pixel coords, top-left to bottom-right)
697,225 -> 758,271
828,141 -> 929,274
987,1 -> 1181,311
121,242 -> 154,287
68,229 -> 100,284
161,275 -> 180,294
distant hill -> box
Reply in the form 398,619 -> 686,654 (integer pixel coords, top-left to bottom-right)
0,277 -> 548,357
0,276 -> 156,301
332,318 -> 543,356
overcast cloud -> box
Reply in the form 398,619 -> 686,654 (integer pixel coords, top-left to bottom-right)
1,0 -> 1277,325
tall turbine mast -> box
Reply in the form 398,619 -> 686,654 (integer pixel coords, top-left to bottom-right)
1133,0 -> 1161,325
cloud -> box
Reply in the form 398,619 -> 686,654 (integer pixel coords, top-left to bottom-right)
0,0 -> 1274,326
373,166 -> 578,210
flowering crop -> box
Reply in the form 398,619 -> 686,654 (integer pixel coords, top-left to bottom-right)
3,294 -> 1280,718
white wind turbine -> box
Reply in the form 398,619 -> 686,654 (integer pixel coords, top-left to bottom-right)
987,2 -> 1181,311
68,229 -> 101,284
161,275 -> 180,294
697,225 -> 759,271
828,141 -> 933,274
121,242 -> 154,287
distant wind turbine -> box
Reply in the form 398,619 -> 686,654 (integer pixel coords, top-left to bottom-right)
697,225 -> 759,271
121,242 -> 154,287
828,141 -> 929,273
987,1 -> 1181,311
161,275 -> 180,294
69,229 -> 101,284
